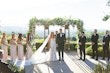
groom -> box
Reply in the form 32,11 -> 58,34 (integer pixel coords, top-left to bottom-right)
57,29 -> 66,61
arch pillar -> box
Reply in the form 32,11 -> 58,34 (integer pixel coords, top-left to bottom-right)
44,24 -> 49,39
64,24 -> 70,50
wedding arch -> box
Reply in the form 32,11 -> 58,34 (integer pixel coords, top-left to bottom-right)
28,17 -> 84,38
28,17 -> 84,50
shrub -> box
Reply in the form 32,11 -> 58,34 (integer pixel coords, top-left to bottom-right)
94,63 -> 110,73
36,43 -> 43,50
86,46 -> 92,55
94,64 -> 104,73
86,46 -> 104,57
72,37 -> 76,41
85,42 -> 91,48
65,42 -> 77,51
98,47 -> 103,57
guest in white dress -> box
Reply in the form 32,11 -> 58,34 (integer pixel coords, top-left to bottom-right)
1,33 -> 8,61
10,33 -> 17,61
17,33 -> 24,60
48,32 -> 57,61
26,33 -> 33,59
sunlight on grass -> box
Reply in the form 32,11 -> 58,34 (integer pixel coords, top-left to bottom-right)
36,39 -> 44,43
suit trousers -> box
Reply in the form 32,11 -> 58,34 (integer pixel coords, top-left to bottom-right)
79,46 -> 85,60
58,45 -> 64,59
103,45 -> 109,60
92,44 -> 98,59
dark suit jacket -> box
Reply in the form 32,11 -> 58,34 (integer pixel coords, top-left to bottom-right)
91,34 -> 99,44
79,36 -> 86,49
57,33 -> 66,47
103,35 -> 110,48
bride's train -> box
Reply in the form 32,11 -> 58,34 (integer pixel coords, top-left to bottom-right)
29,33 -> 57,64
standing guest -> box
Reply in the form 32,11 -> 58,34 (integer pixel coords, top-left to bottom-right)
79,32 -> 86,61
10,33 -> 17,61
1,33 -> 8,61
91,29 -> 99,60
102,30 -> 110,61
26,33 -> 33,59
57,29 -> 66,61
17,33 -> 24,60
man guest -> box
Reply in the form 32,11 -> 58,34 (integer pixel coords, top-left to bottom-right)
79,32 -> 86,61
102,30 -> 110,61
91,29 -> 99,60
57,29 -> 66,61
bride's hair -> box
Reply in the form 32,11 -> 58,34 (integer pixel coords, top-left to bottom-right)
50,32 -> 54,38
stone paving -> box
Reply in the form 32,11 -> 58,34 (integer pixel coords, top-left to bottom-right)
19,51 -> 110,73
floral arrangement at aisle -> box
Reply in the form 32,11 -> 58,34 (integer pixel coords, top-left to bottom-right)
7,61 -> 25,73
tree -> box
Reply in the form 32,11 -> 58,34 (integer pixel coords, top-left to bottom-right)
103,0 -> 110,21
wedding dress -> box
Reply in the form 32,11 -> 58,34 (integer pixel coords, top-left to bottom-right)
47,38 -> 57,61
29,34 -> 57,65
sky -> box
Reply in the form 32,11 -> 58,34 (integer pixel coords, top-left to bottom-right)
0,0 -> 110,30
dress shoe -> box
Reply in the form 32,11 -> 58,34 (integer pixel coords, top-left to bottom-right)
96,58 -> 98,60
91,56 -> 94,59
83,59 -> 85,61
78,58 -> 82,60
101,58 -> 105,60
62,58 -> 64,61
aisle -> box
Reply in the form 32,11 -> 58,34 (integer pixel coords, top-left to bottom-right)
13,51 -> 109,73
25,52 -> 88,73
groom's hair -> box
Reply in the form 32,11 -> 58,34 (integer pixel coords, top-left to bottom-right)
60,29 -> 62,31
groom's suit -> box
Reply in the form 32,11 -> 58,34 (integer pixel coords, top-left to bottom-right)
57,33 -> 66,60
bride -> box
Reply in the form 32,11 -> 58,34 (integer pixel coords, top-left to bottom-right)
47,32 -> 57,61
29,32 -> 57,64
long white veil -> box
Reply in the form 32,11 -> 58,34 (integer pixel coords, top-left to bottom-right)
29,34 -> 51,64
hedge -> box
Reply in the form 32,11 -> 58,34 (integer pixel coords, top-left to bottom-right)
0,42 -> 108,57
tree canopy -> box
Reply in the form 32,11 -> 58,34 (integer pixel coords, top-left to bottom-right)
103,0 -> 110,21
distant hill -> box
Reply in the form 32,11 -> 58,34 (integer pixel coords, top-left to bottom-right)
1,26 -> 106,37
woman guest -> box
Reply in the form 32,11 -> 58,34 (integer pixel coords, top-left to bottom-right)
1,33 -> 8,61
17,33 -> 24,60
26,33 -> 33,59
10,33 -> 17,61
